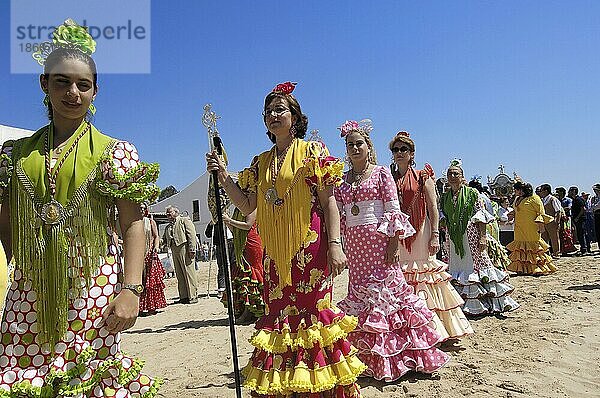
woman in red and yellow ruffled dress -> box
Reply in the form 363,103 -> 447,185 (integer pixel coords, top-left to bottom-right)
207,82 -> 365,397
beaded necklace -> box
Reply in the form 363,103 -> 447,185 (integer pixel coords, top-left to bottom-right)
348,162 -> 371,216
265,138 -> 294,206
40,122 -> 90,225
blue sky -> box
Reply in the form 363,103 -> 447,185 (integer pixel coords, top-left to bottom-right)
1,1 -> 598,194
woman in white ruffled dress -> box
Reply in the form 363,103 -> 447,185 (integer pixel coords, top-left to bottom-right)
440,160 -> 519,315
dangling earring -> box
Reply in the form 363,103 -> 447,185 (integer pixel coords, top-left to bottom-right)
345,155 -> 352,168
88,101 -> 97,115
43,94 -> 49,107
289,125 -> 296,138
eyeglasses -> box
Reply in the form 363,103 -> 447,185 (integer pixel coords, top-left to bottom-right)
391,145 -> 410,154
262,106 -> 290,117
346,141 -> 365,149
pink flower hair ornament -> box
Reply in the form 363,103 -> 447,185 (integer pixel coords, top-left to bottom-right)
272,81 -> 297,94
338,119 -> 373,138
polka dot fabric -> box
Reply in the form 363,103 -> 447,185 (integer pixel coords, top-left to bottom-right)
0,142 -> 161,397
103,141 -> 140,190
335,166 -> 449,381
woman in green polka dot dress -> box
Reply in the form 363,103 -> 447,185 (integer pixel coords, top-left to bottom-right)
0,20 -> 162,397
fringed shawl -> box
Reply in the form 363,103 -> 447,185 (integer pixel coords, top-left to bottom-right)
442,185 -> 478,259
1,122 -> 160,347
238,140 -> 342,290
395,164 -> 434,252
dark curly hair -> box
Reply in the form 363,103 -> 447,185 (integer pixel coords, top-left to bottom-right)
263,92 -> 308,144
513,181 -> 533,197
468,179 -> 484,193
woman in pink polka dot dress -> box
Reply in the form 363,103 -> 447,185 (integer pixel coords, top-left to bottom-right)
335,120 -> 449,382
0,20 -> 161,397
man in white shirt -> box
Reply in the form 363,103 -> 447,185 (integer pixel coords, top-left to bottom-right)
538,184 -> 562,258
592,184 -> 600,248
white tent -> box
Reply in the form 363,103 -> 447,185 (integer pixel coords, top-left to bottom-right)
0,124 -> 34,145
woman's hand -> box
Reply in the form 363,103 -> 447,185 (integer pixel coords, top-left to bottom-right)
428,235 -> 440,256
206,151 -> 229,184
101,289 -> 139,333
328,243 -> 347,277
222,213 -> 231,225
385,237 -> 401,264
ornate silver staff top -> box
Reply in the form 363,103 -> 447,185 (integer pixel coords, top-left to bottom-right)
202,103 -> 221,151
308,128 -> 323,142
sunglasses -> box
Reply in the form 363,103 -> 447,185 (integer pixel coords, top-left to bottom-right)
391,145 -> 411,154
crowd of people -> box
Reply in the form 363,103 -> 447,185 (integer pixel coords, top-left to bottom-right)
0,19 -> 597,398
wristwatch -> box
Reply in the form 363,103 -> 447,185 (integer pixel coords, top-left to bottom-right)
122,284 -> 144,296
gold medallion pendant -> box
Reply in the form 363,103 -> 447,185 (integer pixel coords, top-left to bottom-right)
351,204 -> 360,216
265,187 -> 284,206
40,198 -> 65,225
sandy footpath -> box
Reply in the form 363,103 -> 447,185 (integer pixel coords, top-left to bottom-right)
123,249 -> 600,398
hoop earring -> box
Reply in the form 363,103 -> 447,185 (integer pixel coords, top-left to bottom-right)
88,101 -> 97,115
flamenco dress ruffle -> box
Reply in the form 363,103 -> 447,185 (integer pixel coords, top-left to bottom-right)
228,226 -> 265,318
486,234 -> 511,270
139,250 -> 167,313
242,303 -> 365,397
506,240 -> 557,275
338,266 -> 449,381
400,220 -> 473,341
450,266 -> 520,315
447,210 -> 520,315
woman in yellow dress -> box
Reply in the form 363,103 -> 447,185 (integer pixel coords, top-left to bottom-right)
206,82 -> 365,397
507,181 -> 557,275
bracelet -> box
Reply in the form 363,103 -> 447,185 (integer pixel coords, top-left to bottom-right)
328,239 -> 342,245
431,230 -> 440,236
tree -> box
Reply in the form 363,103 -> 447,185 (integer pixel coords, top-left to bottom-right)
158,185 -> 178,201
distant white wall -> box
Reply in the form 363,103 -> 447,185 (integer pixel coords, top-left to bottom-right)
0,124 -> 34,145
150,172 -> 215,243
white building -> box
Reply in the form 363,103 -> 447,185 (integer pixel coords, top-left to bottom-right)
150,172 -> 218,244
0,124 -> 34,144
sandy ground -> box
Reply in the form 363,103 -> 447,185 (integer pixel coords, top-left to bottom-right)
123,246 -> 600,398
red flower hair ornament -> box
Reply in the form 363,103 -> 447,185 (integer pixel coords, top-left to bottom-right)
272,81 -> 297,94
